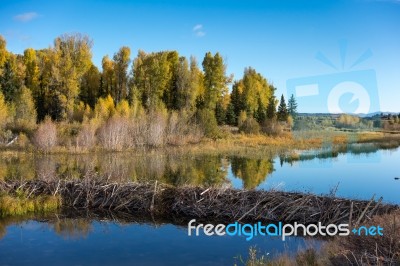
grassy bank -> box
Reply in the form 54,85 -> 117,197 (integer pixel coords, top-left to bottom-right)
0,192 -> 60,217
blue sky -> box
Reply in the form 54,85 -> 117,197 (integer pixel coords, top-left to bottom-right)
1,0 -> 400,112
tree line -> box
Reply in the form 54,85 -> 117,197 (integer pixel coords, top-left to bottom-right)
0,33 -> 297,149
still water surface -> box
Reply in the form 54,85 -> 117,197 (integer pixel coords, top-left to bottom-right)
0,144 -> 399,265
0,219 -> 310,266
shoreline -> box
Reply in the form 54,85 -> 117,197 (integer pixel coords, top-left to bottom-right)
1,130 -> 400,156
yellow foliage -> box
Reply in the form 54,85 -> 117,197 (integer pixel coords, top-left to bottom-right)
338,114 -> 360,125
115,99 -> 131,118
238,111 -> 247,128
0,92 -> 9,129
73,101 -> 93,122
94,95 -> 115,121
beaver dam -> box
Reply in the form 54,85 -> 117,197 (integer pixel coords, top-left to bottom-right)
0,180 -> 398,225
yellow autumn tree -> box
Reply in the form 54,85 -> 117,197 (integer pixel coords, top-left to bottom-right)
94,95 -> 115,121
0,92 -> 9,130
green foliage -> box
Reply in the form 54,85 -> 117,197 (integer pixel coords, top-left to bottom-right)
0,53 -> 25,103
266,86 -> 277,120
113,46 -> 131,104
132,50 -> 177,110
225,102 -> 236,125
228,68 -> 272,125
12,86 -> 37,133
238,110 -> 247,128
202,52 -> 230,111
80,64 -> 101,108
288,94 -> 298,118
215,100 -> 226,125
277,94 -> 288,122
196,109 -> 219,138
100,55 -> 114,97
239,117 -> 260,135
0,33 -> 300,146
231,157 -> 273,189
51,33 -> 93,120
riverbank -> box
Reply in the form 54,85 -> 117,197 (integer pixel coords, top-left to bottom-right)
2,130 -> 400,157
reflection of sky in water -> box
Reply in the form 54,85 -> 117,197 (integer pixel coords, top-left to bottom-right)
0,221 -> 314,266
233,147 -> 400,204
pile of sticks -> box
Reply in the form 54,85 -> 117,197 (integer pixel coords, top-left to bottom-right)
1,179 -> 397,225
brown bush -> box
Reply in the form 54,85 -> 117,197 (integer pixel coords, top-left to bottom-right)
146,111 -> 167,147
97,116 -> 129,151
33,117 -> 57,152
166,112 -> 203,146
128,118 -> 147,148
239,117 -> 260,134
76,121 -> 97,150
261,118 -> 283,135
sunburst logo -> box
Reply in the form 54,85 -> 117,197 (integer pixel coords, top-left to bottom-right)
286,41 -> 380,115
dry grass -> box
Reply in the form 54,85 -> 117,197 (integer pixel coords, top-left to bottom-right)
330,210 -> 400,265
244,210 -> 400,266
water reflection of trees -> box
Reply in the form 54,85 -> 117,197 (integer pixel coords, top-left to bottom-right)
162,156 -> 229,186
0,153 -> 230,187
1,141 -> 399,187
0,221 -> 5,240
0,215 -> 92,240
0,153 -> 35,180
282,143 -> 395,165
53,218 -> 92,239
231,157 -> 274,189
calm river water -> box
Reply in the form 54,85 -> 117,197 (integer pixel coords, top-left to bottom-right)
0,144 -> 399,265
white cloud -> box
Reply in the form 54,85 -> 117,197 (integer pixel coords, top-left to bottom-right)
14,12 -> 39,22
193,24 -> 203,31
192,24 -> 206,38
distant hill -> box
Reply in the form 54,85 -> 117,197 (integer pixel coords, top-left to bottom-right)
298,112 -> 399,118
357,112 -> 399,118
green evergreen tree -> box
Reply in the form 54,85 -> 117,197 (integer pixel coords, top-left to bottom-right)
215,100 -> 226,125
288,94 -> 298,118
277,94 -> 288,122
225,102 -> 236,125
255,97 -> 266,123
266,85 -> 277,120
